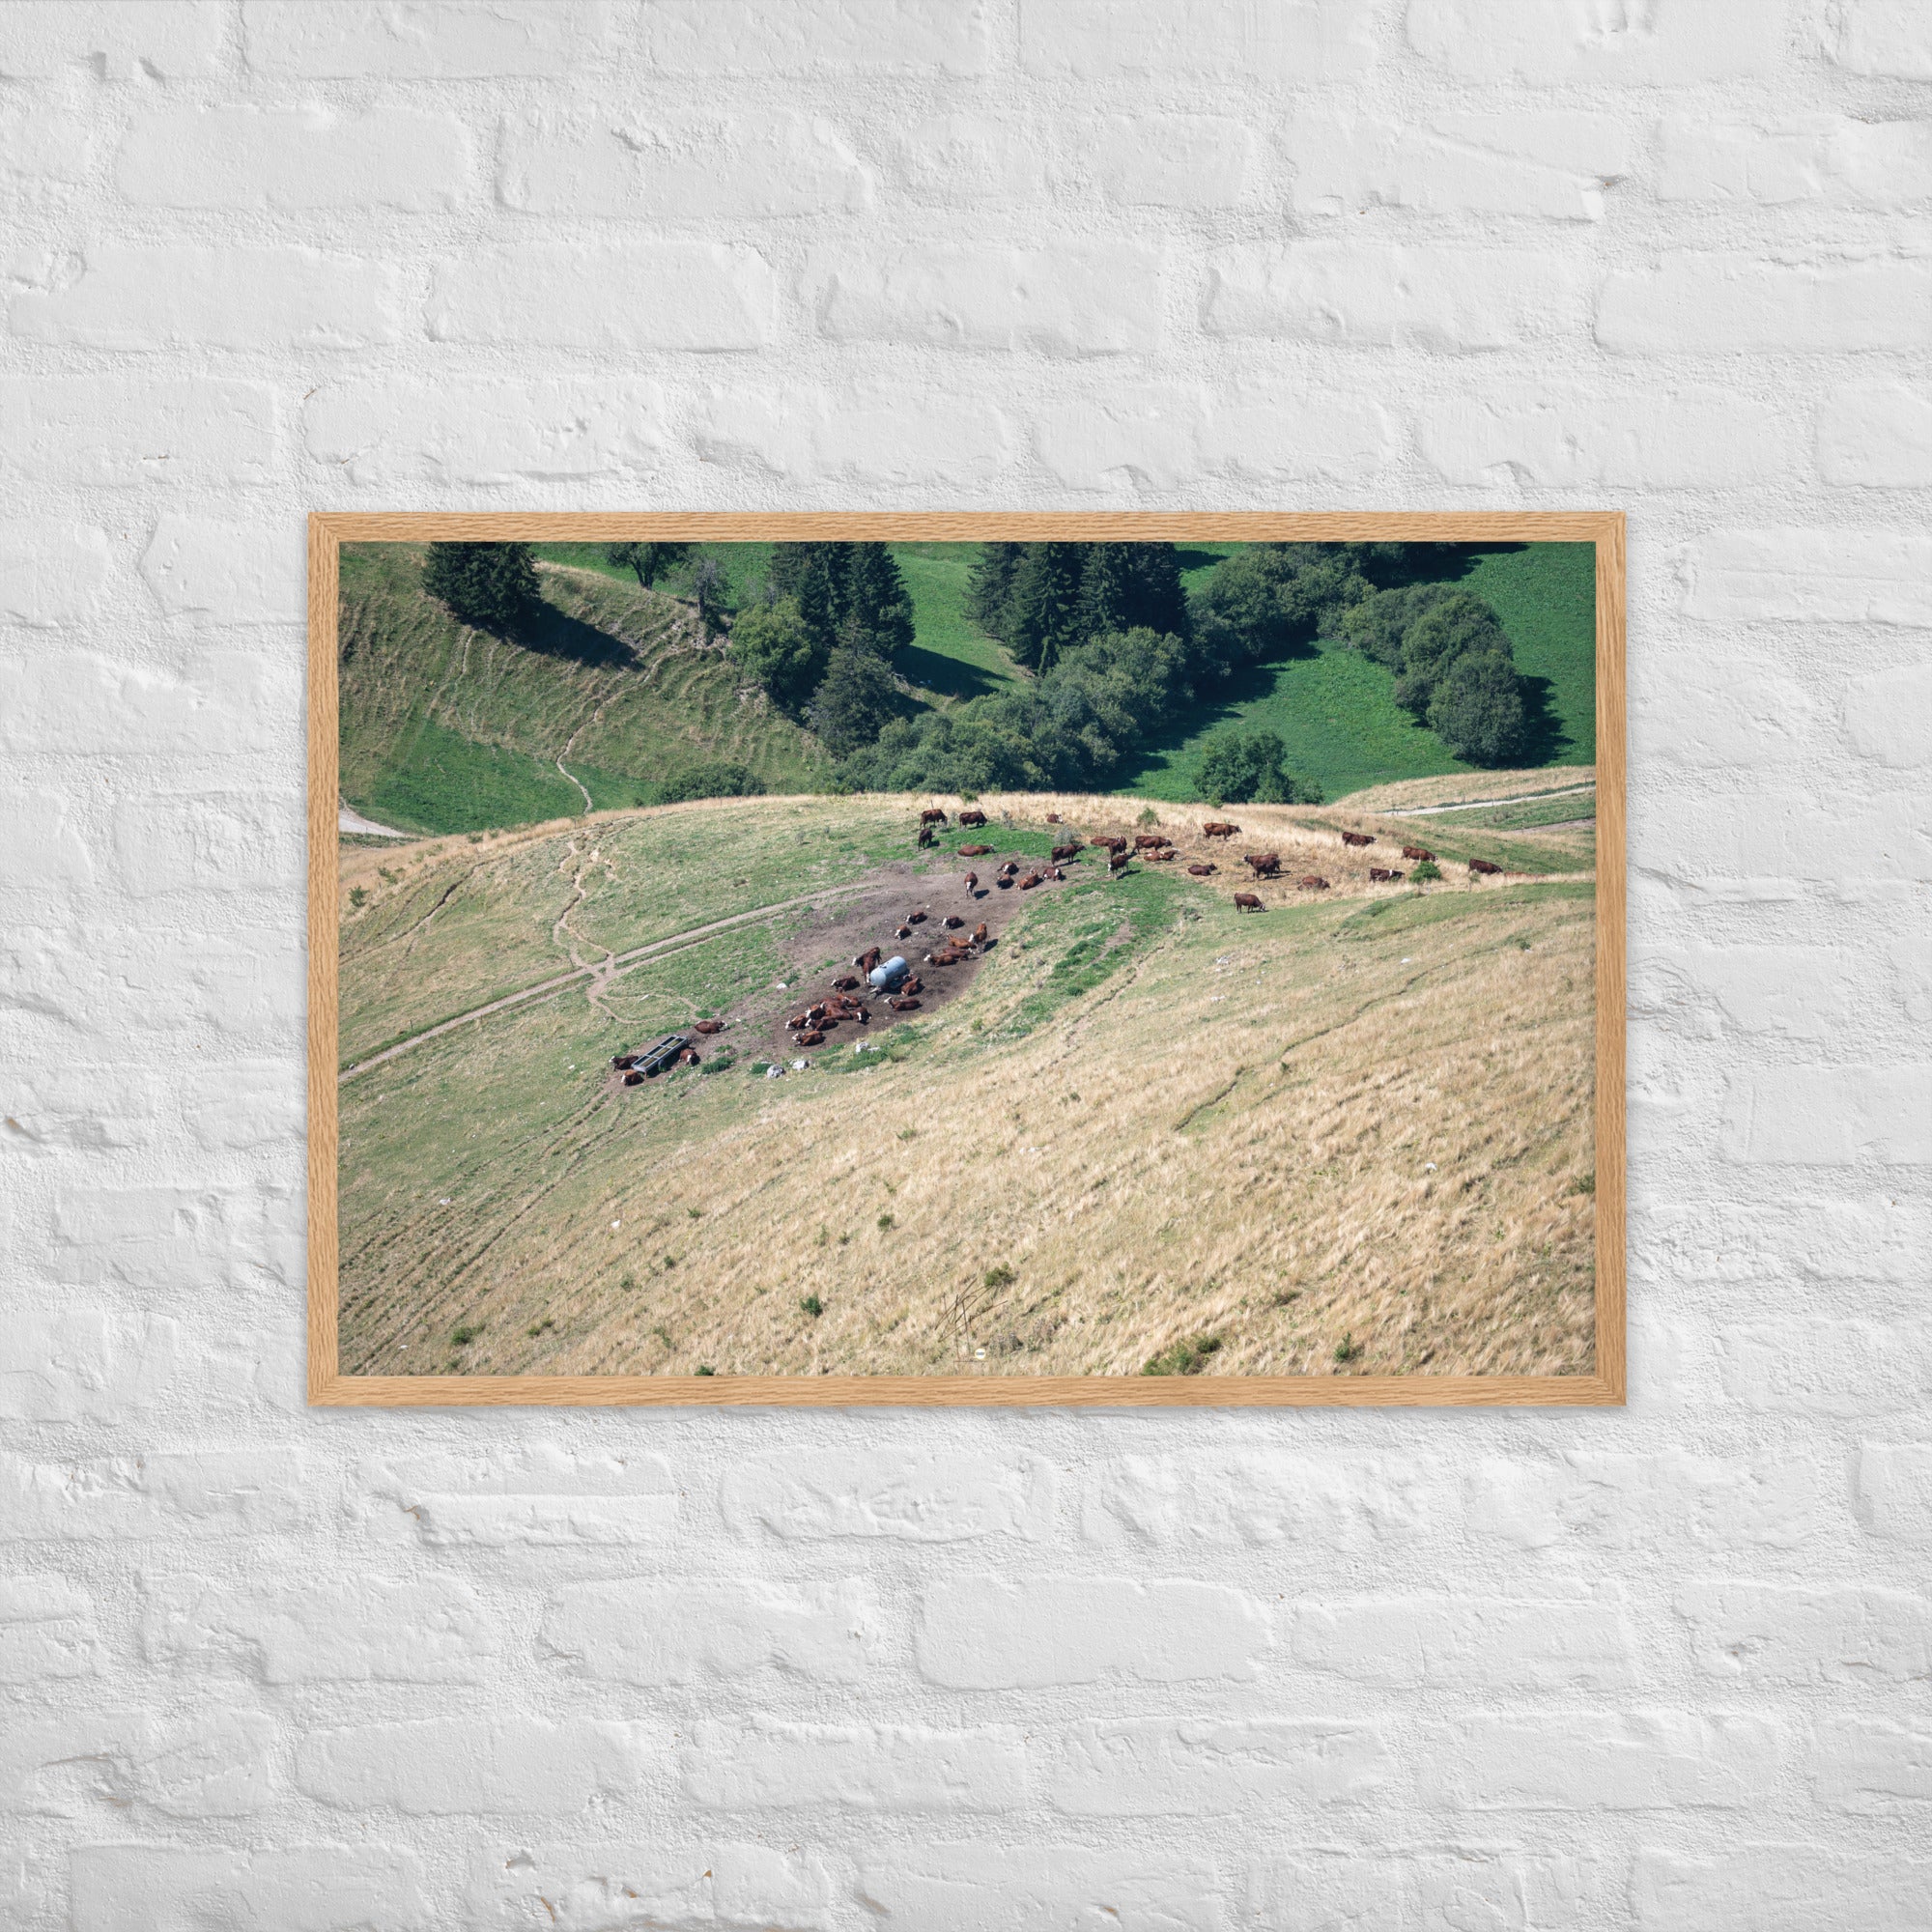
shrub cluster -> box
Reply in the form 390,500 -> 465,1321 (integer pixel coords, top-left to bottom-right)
1340,582 -> 1529,763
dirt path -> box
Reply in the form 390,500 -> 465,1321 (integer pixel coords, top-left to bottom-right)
339,882 -> 877,1083
339,803 -> 412,838
1379,782 -> 1596,817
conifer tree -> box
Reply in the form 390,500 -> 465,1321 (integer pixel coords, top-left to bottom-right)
421,542 -> 540,635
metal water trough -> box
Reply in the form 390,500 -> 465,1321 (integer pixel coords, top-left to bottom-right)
624,1033 -> 690,1078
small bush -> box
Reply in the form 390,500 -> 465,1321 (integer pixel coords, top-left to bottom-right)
983,1264 -> 1017,1291
877,1212 -> 895,1232
1137,805 -> 1160,826
620,1272 -> 637,1292
696,1364 -> 716,1376
897,1127 -> 919,1142
1408,859 -> 1442,884
467,832 -> 483,843
450,1323 -> 484,1348
348,886 -> 368,909
687,1206 -> 701,1219
1143,1333 -> 1223,1377
1571,1172 -> 1596,1196
800,1293 -> 824,1318
1334,1333 -> 1363,1364
526,1319 -> 554,1339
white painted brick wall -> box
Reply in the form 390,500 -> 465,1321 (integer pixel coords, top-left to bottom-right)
0,1 -> 1927,1925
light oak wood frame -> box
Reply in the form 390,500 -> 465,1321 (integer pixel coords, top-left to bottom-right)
309,512 -> 1625,1408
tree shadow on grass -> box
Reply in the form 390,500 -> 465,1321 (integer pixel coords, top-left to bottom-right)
896,641 -> 1008,703
513,599 -> 639,668
1397,541 -> 1528,587
1114,650 -> 1316,794
1508,672 -> 1571,767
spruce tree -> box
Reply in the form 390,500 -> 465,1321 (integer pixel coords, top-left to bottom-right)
841,543 -> 915,658
1079,544 -> 1140,638
421,542 -> 540,635
1006,543 -> 1088,672
965,541 -> 1026,640
1126,543 -> 1187,638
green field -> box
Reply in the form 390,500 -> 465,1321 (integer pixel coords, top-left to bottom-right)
890,543 -> 1021,701
1122,543 -> 1597,804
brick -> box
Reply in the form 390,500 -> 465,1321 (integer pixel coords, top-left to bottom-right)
501,112 -> 871,219
305,377 -> 665,488
47,1184 -> 285,1289
180,1058 -> 303,1150
1600,256 -> 1932,355
1203,242 -> 1587,350
297,1717 -> 654,1814
1249,1849 -> 1593,1930
144,1576 -> 501,1683
0,649 -> 291,758
1634,1846 -> 1932,1932
0,1 -> 223,78
1656,792 -> 1932,893
682,1718 -> 1023,1811
1,1450 -> 304,1542
116,106 -> 472,212
1724,1065 -> 1932,1164
641,0 -> 993,74
1680,528 -> 1932,627
1846,664 -> 1932,772
1195,385 -> 1399,485
1045,1718 -> 1389,1816
0,1309 -> 179,1422
694,386 -> 1016,488
1415,384 -> 1788,490
138,517 -> 303,625
724,1448 -> 1052,1542
0,788 -> 95,889
1082,1451 -> 1422,1547
10,245 -> 405,352
6,925 -> 302,1041
1022,0 -> 1373,78
464,1842 -> 835,1931
880,110 -> 1051,206
1291,1594 -> 1635,1689
809,244 -> 1161,355
1658,114 -> 1932,209
242,0 -> 620,76
0,102 -> 91,182
0,522 -> 115,626
0,1575 -> 99,1683
0,378 -> 277,490
1812,1715 -> 1932,1810
1822,0 -> 1932,79
1408,0 -> 1782,82
356,1444 -> 679,1547
854,1844 -> 1225,1931
544,1577 -> 881,1685
2,1707 -> 277,1817
1860,1441 -> 1932,1544
111,792 -> 299,897
917,1577 -> 1268,1687
1714,1321 -> 1932,1417
1422,1712 -> 1779,1811
71,1846 -> 428,1932
1464,1451 -> 1833,1551
1818,381 -> 1932,487
1079,113 -> 1259,208
427,243 -> 773,351
1694,944 -> 1926,1041
1679,1582 -> 1931,1684
1286,109 -> 1632,221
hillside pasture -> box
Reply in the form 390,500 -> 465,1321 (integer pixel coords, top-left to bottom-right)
338,793 -> 1597,1383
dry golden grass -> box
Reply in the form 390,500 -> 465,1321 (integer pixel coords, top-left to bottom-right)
1332,766 -> 1596,813
337,794 -> 1596,1382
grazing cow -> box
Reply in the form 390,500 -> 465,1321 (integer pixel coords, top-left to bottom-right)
1341,832 -> 1375,847
1244,852 -> 1281,878
920,808 -> 948,826
1468,858 -> 1503,876
1134,832 -> 1169,850
1296,875 -> 1330,891
907,909 -> 927,924
972,923 -> 988,944
1234,892 -> 1263,913
1019,871 -> 1042,891
623,1070 -> 644,1085
963,872 -> 979,893
1203,821 -> 1239,839
959,843 -> 993,857
1051,842 -> 1080,863
1188,862 -> 1217,876
1108,850 -> 1131,873
1401,845 -> 1435,862
855,946 -> 881,972
958,809 -> 987,828
798,1030 -> 825,1047
888,996 -> 920,1012
917,825 -> 934,847
1090,835 -> 1126,854
695,1019 -> 724,1036
1369,867 -> 1404,883
943,914 -> 964,928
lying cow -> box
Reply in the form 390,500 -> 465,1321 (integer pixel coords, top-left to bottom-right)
1341,832 -> 1375,847
1018,871 -> 1042,891
888,996 -> 920,1012
1188,862 -> 1216,876
1297,875 -> 1330,891
797,1030 -> 825,1047
695,1019 -> 724,1035
833,975 -> 861,991
943,914 -> 964,929
906,909 -> 927,924
1369,867 -> 1405,883
959,843 -> 993,857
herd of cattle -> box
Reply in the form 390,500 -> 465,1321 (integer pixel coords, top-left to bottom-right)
611,806 -> 1513,1078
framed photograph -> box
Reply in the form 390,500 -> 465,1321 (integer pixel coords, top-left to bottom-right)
308,513 -> 1624,1407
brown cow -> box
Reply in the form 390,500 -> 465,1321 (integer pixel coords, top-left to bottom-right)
679,1046 -> 701,1065
1134,832 -> 1169,850
1244,852 -> 1281,878
1045,812 -> 1063,823
888,996 -> 920,1012
996,876 -> 1012,889
903,974 -> 923,994
960,843 -> 993,857
998,860 -> 1018,876
1146,847 -> 1176,862
623,1069 -> 644,1086
1468,858 -> 1503,876
963,872 -> 979,893
695,1019 -> 725,1035
907,909 -> 927,924
1203,821 -> 1239,838
958,809 -> 987,828
1234,892 -> 1263,913
1369,867 -> 1404,883
1341,831 -> 1375,847
833,975 -> 861,991
1044,866 -> 1065,880
917,825 -> 934,848
1019,871 -> 1041,891
785,1015 -> 806,1030
1090,835 -> 1126,854
1296,875 -> 1330,891
1188,862 -> 1217,876
1108,850 -> 1131,873
855,947 -> 881,972
611,1053 -> 638,1069
920,808 -> 948,826
1401,845 -> 1435,863
972,923 -> 988,944
1051,842 -> 1080,863
797,1030 -> 825,1047
895,924 -> 914,939
943,914 -> 964,929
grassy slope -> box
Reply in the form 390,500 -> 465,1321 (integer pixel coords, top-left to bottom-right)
1125,543 -> 1598,804
338,794 -> 1597,1382
339,544 -> 830,836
